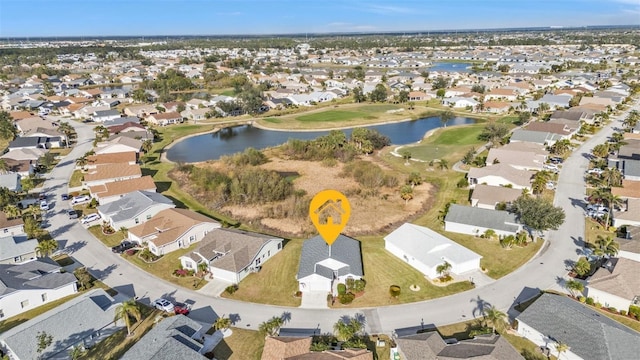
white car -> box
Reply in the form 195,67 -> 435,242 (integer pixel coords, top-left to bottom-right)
71,195 -> 91,205
80,213 -> 101,224
587,168 -> 604,175
39,201 -> 49,211
153,298 -> 175,313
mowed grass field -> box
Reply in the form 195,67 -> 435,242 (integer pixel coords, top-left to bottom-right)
404,123 -> 488,163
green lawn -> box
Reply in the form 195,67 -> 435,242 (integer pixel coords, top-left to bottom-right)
222,239 -> 302,306
123,243 -> 208,290
405,124 -> 487,162
296,110 -> 374,123
69,169 -> 84,187
88,225 -> 125,247
212,328 -> 265,360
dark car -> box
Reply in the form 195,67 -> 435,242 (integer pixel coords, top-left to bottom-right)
61,194 -> 70,201
174,303 -> 190,315
67,210 -> 79,219
111,241 -> 135,253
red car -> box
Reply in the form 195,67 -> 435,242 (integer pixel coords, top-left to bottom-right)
174,303 -> 190,315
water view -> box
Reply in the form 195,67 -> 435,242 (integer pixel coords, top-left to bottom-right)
166,116 -> 476,163
428,62 -> 473,73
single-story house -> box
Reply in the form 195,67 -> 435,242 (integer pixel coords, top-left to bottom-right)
7,136 -> 61,151
470,184 -> 523,209
0,257 -> 78,320
89,175 -> 157,204
146,112 -> 183,126
442,97 -> 479,108
82,163 -> 142,188
123,104 -> 158,118
85,151 -> 138,169
484,88 -> 518,101
180,228 -> 283,284
98,190 -> 176,230
608,158 -> 640,182
516,293 -> 640,360
92,109 -> 121,122
0,173 -> 22,193
297,235 -> 364,293
3,158 -> 36,177
396,332 -> 522,360
94,136 -> 142,155
586,257 -> 640,312
483,100 -> 512,114
613,198 -> 640,228
444,204 -> 522,238
0,147 -> 46,162
107,121 -> 145,135
0,289 -> 122,360
102,116 -> 141,128
467,163 -> 534,190
384,223 -> 482,279
120,315 -> 217,360
0,211 -> 25,236
485,148 -> 546,171
0,235 -> 38,264
525,122 -> 574,139
128,208 -> 221,256
612,180 -> 640,200
262,336 -> 371,360
180,108 -> 210,122
509,129 -> 563,146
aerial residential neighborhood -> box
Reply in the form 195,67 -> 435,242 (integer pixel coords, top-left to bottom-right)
0,1 -> 639,359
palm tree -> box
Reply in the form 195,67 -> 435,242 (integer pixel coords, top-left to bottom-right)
565,279 -> 584,297
333,318 -> 363,342
76,156 -> 88,169
35,239 -> 58,258
438,159 -> 449,170
114,299 -> 142,336
591,188 -> 622,228
3,204 -> 21,220
259,316 -> 284,337
400,185 -> 413,205
601,168 -> 623,187
436,261 -> 452,277
141,139 -> 153,154
555,340 -> 570,359
213,316 -> 231,331
58,122 -> 76,147
594,235 -> 620,258
29,204 -> 42,220
483,305 -> 507,333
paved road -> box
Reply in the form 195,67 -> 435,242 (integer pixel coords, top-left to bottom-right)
42,103 -> 636,335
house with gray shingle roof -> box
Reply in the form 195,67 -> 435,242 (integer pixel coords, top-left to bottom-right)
0,289 -> 121,360
509,129 -> 563,146
98,190 -> 176,230
120,315 -> 218,360
0,235 -> 38,265
0,257 -> 78,320
396,332 -> 523,360
179,228 -> 283,284
516,293 -> 640,360
297,235 -> 363,294
444,204 -> 522,237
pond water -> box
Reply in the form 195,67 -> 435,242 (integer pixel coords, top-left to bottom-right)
166,116 -> 477,163
428,62 -> 474,73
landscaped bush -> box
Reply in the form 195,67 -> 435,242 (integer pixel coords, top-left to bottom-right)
389,285 -> 401,298
139,248 -> 160,262
125,248 -> 137,256
607,307 -> 617,313
456,177 -> 469,188
338,292 -> 355,304
595,302 -> 602,308
174,268 -> 189,277
438,274 -> 453,283
337,283 -> 347,295
586,297 -> 595,306
469,326 -> 493,337
225,284 -> 239,295
620,310 -> 627,316
353,279 -> 366,293
629,305 -> 640,319
578,296 -> 586,303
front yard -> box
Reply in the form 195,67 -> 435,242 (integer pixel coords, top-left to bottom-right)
211,327 -> 265,360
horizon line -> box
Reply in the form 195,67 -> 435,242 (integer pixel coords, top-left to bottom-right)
3,24 -> 639,40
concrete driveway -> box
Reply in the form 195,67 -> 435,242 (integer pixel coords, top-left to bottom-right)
43,102 -> 637,335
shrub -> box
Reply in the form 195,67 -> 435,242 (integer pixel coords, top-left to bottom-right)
337,283 -> 347,295
125,249 -> 137,256
389,285 -> 401,298
225,284 -> 238,295
338,292 -> 355,304
595,302 -> 602,308
345,278 -> 355,291
439,274 -> 453,282
173,268 -> 189,277
578,296 -> 586,303
629,305 -> 640,319
607,307 -> 617,313
310,341 -> 329,352
354,279 -> 366,293
620,310 -> 627,316
469,326 -> 493,337
586,297 -> 595,305
456,177 -> 469,188
294,291 -> 302,298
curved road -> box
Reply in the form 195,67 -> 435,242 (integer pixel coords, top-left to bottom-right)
43,103 -> 634,334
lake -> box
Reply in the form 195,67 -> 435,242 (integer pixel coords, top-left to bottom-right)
429,62 -> 473,73
166,116 -> 477,163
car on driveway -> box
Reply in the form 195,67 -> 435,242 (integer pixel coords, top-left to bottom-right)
174,302 -> 190,315
153,298 -> 175,313
111,240 -> 135,253
40,201 -> 49,211
71,195 -> 91,205
80,213 -> 100,224
67,209 -> 79,219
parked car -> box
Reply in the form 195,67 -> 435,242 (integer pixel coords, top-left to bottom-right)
174,302 -> 190,315
153,298 -> 175,313
61,194 -> 70,201
587,168 -> 604,175
80,213 -> 100,224
67,210 -> 79,219
111,241 -> 135,253
549,157 -> 564,164
71,195 -> 91,205
39,201 -> 49,211
38,193 -> 47,201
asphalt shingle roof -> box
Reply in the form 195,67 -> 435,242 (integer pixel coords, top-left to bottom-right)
0,257 -> 77,296
517,293 -> 640,360
297,235 -> 363,280
444,204 -> 521,233
120,315 -> 207,360
0,235 -> 37,262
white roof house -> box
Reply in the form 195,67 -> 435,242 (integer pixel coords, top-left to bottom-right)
384,223 -> 482,279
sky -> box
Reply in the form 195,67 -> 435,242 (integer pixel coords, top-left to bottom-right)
1,0 -> 639,37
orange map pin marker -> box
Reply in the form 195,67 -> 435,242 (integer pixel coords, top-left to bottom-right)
309,190 -> 351,245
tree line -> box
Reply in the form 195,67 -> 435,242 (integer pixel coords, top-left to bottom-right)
281,128 -> 390,162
